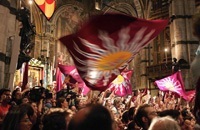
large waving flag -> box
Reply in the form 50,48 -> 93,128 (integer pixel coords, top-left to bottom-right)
60,13 -> 168,91
58,64 -> 90,95
155,71 -> 193,101
34,0 -> 55,20
108,70 -> 133,97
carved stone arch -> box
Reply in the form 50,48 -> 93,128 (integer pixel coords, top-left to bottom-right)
51,2 -> 88,37
101,2 -> 138,17
51,1 -> 87,26
133,0 -> 145,18
49,2 -> 88,65
32,4 -> 42,34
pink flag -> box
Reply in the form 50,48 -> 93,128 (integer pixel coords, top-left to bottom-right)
60,13 -> 168,91
58,64 -> 90,95
183,90 -> 195,101
58,64 -> 83,83
108,70 -> 133,97
155,71 -> 188,100
78,82 -> 90,96
56,66 -> 62,92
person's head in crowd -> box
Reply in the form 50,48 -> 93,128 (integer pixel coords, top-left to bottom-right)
68,103 -> 114,130
134,104 -> 157,130
70,105 -> 77,113
75,98 -> 87,110
148,116 -> 181,130
20,103 -> 36,125
56,97 -> 69,109
121,110 -> 129,125
105,99 -> 112,108
127,120 -> 140,130
158,109 -> 184,125
42,108 -> 73,130
0,88 -> 11,104
128,107 -> 135,121
113,98 -> 121,108
2,103 -> 34,130
181,108 -> 193,120
127,120 -> 135,130
182,118 -> 194,130
21,96 -> 29,104
28,101 -> 38,126
11,88 -> 22,105
30,101 -> 38,114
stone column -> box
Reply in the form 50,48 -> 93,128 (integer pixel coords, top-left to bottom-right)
0,5 -> 9,88
140,49 -> 148,88
8,33 -> 21,91
169,0 -> 198,89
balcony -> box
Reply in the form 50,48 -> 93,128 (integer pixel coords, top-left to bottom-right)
146,62 -> 173,82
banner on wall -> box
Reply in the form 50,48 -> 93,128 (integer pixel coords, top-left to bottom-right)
34,0 -> 56,20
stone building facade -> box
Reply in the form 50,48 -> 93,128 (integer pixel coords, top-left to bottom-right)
0,0 -> 199,92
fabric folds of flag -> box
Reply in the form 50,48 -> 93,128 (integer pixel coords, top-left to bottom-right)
58,64 -> 90,95
155,71 -> 193,101
60,13 -> 168,91
108,70 -> 133,97
34,0 -> 55,20
55,66 -> 62,92
184,90 -> 195,101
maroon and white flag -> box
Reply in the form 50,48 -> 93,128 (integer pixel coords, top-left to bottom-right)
60,13 -> 168,91
108,70 -> 133,97
58,64 -> 90,95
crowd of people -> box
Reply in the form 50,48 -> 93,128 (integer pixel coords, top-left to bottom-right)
0,7 -> 199,130
0,84 -> 199,130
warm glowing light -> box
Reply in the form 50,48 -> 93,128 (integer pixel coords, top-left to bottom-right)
28,0 -> 33,5
95,2 -> 101,10
164,48 -> 168,52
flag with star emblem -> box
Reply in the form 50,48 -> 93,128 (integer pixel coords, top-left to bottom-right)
108,70 -> 133,97
155,71 -> 192,101
60,13 -> 168,91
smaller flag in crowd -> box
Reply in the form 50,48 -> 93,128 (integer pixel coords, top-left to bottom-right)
58,64 -> 90,95
155,71 -> 195,101
108,70 -> 133,97
56,66 -> 62,92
